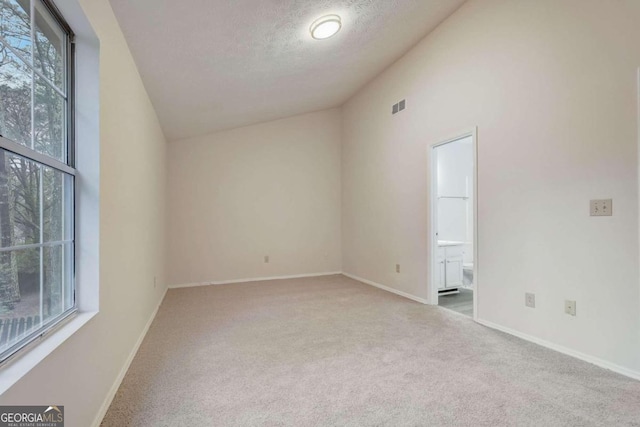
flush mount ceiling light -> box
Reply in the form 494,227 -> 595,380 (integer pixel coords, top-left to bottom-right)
310,14 -> 342,40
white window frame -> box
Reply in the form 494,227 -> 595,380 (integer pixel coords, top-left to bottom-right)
0,0 -> 76,365
0,0 -> 98,380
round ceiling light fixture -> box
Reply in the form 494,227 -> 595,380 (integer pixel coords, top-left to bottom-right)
310,14 -> 342,40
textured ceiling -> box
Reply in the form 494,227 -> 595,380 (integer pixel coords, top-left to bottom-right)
108,0 -> 467,141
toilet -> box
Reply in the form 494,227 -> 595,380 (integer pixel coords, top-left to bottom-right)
463,263 -> 474,287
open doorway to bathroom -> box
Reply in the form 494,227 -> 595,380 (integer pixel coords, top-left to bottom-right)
430,131 -> 477,318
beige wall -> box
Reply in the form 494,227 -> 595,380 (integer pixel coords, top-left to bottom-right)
167,109 -> 342,285
0,0 -> 168,425
342,0 -> 640,374
2,1 -> 640,425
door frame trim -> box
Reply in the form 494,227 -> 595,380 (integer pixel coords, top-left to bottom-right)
428,128 -> 478,321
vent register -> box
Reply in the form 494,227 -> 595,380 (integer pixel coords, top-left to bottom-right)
392,99 -> 406,115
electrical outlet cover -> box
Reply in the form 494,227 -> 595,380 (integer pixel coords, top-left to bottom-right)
525,293 -> 535,308
565,300 -> 576,316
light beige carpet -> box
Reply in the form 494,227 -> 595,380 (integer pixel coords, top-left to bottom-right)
102,275 -> 640,426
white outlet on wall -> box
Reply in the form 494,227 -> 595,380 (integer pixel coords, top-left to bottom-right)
264,255 -> 269,263
525,293 -> 535,308
565,300 -> 576,316
590,199 -> 612,216
396,264 -> 400,273
153,276 -> 157,288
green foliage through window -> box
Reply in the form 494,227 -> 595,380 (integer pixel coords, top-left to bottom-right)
0,0 -> 72,361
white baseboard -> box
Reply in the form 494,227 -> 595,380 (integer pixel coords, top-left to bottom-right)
476,318 -> 640,381
168,271 -> 343,289
91,287 -> 168,427
169,281 -> 213,289
342,272 -> 429,305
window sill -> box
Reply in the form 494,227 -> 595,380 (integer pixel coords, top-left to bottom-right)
0,310 -> 97,396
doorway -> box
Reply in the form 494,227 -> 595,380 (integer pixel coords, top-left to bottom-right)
430,130 -> 477,319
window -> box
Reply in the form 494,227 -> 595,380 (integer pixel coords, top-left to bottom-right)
0,0 -> 74,364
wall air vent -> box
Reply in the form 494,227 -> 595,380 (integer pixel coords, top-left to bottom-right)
392,99 -> 406,115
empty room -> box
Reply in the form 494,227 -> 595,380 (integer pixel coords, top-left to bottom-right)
0,0 -> 640,425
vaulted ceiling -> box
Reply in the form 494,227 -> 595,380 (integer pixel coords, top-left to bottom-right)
108,0 -> 467,141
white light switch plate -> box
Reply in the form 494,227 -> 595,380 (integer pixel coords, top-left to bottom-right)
590,199 -> 612,216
